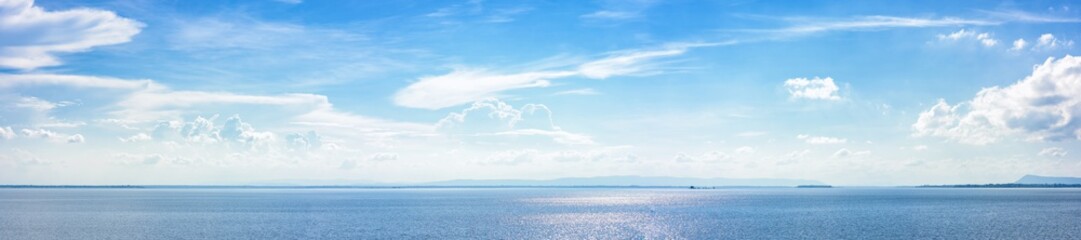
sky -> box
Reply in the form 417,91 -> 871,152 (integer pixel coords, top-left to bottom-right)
1,0 -> 1079,185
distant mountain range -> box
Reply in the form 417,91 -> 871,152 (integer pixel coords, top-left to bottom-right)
1014,175 -> 1081,184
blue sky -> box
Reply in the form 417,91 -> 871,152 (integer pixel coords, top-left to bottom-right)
1,0 -> 1079,185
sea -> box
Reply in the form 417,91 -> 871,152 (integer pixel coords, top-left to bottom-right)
1,187 -> 1079,239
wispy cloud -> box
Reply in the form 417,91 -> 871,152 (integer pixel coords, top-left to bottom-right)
782,16 -> 994,34
395,42 -> 728,109
0,0 -> 144,69
553,88 -> 601,96
978,10 -> 1081,23
798,134 -> 848,144
580,0 -> 658,21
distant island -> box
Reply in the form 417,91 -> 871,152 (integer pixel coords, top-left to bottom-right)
1014,174 -> 1081,184
919,174 -> 1081,188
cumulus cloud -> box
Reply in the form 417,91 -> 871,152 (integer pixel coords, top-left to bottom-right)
147,115 -> 275,149
1034,33 -> 1074,50
66,134 -> 84,143
784,77 -> 841,100
285,131 -> 321,151
219,115 -> 274,146
437,98 -> 556,132
436,98 -> 592,145
913,55 -> 1081,144
1038,147 -> 1067,157
936,29 -> 997,47
0,126 -> 14,139
21,128 -> 57,139
797,134 -> 847,144
1011,39 -> 1028,51
0,0 -> 143,69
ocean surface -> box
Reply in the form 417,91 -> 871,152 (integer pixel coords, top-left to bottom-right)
1,187 -> 1079,239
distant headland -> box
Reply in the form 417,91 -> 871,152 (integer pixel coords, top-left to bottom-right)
919,174 -> 1081,188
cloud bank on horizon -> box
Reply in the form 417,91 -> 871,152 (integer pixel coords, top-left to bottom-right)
1,0 -> 1079,185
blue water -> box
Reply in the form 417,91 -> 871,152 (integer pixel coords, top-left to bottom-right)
1,188 -> 1079,239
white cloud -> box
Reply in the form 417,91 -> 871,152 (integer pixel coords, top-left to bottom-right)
578,43 -> 723,79
437,98 -> 557,132
113,153 -> 167,165
1011,38 -> 1028,51
120,133 -> 151,143
0,0 -> 143,69
579,0 -> 657,21
436,98 -> 592,145
913,145 -> 929,151
368,152 -> 399,162
0,126 -> 15,139
1038,147 -> 1067,157
219,115 -> 274,146
13,97 -> 58,111
913,55 -> 1081,144
797,134 -> 848,144
553,88 -> 600,96
936,29 -> 997,47
21,128 -> 57,139
784,77 -> 841,101
980,10 -> 1081,23
0,74 -> 154,90
576,48 -> 682,79
393,69 -> 575,110
833,148 -> 870,158
66,134 -> 84,143
285,131 -> 321,151
394,43 -> 724,109
145,115 -> 275,149
771,16 -> 994,36
1034,33 -> 1074,50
